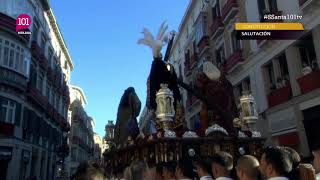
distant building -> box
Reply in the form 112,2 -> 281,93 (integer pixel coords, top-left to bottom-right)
68,85 -> 95,176
93,133 -> 106,163
0,0 -> 73,180
170,0 -> 320,157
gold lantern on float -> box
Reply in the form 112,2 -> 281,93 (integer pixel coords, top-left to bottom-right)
155,84 -> 176,137
239,93 -> 261,137
105,120 -> 115,142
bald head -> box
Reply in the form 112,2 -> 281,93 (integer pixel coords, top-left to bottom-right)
236,155 -> 260,179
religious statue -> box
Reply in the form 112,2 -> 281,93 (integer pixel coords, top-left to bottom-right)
138,21 -> 238,136
114,87 -> 141,145
138,21 -> 185,133
178,61 -> 239,136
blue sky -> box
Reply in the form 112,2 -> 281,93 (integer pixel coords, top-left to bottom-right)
51,0 -> 189,137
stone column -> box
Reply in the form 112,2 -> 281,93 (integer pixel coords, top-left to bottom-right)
272,59 -> 282,80
251,67 -> 268,113
312,25 -> 320,67
285,46 -> 302,96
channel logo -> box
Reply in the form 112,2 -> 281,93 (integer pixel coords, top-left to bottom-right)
16,14 -> 32,35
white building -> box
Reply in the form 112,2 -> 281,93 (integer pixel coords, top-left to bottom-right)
170,0 -> 320,157
68,85 -> 95,176
0,0 -> 74,179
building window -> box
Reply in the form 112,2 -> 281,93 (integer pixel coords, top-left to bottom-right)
0,38 -> 25,74
50,90 -> 54,106
1,99 -> 16,124
37,70 -> 44,93
48,48 -> 53,67
40,34 -> 46,54
278,53 -> 289,77
231,30 -> 241,53
297,34 -> 318,75
243,78 -> 251,93
46,83 -> 51,100
212,1 -> 221,19
234,77 -> 251,103
32,20 -> 39,42
216,44 -> 225,67
55,94 -> 59,110
30,60 -> 37,87
195,13 -> 207,45
264,62 -> 276,93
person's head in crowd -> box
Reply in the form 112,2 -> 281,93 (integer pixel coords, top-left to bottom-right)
194,156 -> 213,179
312,145 -> 320,175
163,161 -> 176,180
211,151 -> 234,179
298,163 -> 317,180
74,161 -> 105,180
236,155 -> 260,180
130,161 -> 149,180
259,146 -> 292,179
283,146 -> 301,169
175,158 -> 195,180
124,166 -> 132,180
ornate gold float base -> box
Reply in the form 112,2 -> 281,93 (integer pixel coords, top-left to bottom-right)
103,136 -> 265,172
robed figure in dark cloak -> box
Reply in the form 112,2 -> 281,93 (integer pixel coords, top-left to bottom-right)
138,22 -> 237,136
138,22 -> 184,133
114,87 -> 141,145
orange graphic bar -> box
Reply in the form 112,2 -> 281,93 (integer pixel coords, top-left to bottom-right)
235,23 -> 304,30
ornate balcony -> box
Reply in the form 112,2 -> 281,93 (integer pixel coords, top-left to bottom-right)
31,41 -> 48,69
221,0 -> 239,23
297,70 -> 320,94
223,49 -> 243,72
0,122 -> 15,136
275,132 -> 299,146
0,67 -> 28,91
197,36 -> 209,55
47,67 -> 54,82
27,82 -> 48,109
267,85 -> 291,108
0,12 -> 30,42
210,17 -> 224,39
72,136 -> 92,153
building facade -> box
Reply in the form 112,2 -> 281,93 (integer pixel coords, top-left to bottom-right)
93,133 -> 106,164
0,0 -> 73,179
68,85 -> 95,176
170,0 -> 320,157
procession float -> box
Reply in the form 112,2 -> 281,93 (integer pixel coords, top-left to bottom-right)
103,22 -> 265,173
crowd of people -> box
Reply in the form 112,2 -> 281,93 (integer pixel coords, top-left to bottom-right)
72,145 -> 320,180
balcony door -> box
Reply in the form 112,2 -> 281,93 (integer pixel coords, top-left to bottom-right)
303,105 -> 320,150
212,0 -> 221,19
